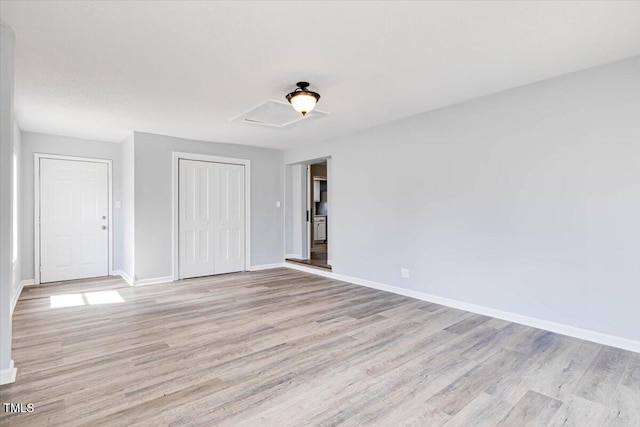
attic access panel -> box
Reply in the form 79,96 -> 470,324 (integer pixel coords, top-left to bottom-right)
230,100 -> 329,128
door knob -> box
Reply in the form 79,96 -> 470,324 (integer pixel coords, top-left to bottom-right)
101,226 -> 107,230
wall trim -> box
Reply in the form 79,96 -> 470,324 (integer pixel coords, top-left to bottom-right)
0,360 -> 17,385
134,275 -> 174,287
249,263 -> 285,271
112,270 -> 134,286
10,282 -> 24,315
13,278 -> 36,314
33,153 -> 114,285
283,262 -> 640,353
20,278 -> 35,287
171,151 -> 252,281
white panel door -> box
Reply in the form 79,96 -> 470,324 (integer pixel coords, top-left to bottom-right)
40,159 -> 109,283
179,160 -> 245,279
214,163 -> 245,274
179,160 -> 215,279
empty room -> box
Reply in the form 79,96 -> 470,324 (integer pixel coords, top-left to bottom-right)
1,1 -> 639,426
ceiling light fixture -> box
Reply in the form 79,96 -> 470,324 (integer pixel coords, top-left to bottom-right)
286,82 -> 321,116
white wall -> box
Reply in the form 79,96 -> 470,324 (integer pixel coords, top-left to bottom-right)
120,133 -> 135,283
11,120 -> 21,305
285,56 -> 640,343
133,131 -> 284,281
0,22 -> 16,379
285,164 -> 305,258
20,132 -> 123,280
326,158 -> 332,264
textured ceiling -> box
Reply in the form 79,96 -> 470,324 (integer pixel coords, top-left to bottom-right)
2,1 -> 640,149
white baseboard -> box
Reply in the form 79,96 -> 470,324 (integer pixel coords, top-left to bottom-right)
11,279 -> 35,316
21,278 -> 35,287
248,263 -> 285,271
285,262 -> 340,278
285,253 -> 303,259
11,283 -> 23,316
112,270 -> 134,286
0,360 -> 17,385
283,262 -> 640,353
134,275 -> 174,287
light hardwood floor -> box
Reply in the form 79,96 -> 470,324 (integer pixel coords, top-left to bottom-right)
1,268 -> 638,426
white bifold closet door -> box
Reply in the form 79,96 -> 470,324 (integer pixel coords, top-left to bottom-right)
40,159 -> 109,283
179,159 -> 245,279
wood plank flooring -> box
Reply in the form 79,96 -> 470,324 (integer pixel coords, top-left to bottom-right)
0,268 -> 638,426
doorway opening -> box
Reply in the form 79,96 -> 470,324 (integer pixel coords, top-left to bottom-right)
285,159 -> 331,270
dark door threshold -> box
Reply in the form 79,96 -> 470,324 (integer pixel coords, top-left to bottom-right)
285,258 -> 332,271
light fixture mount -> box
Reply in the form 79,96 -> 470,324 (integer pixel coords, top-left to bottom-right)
286,81 -> 321,116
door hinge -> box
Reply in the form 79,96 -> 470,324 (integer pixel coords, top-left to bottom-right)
306,210 -> 310,222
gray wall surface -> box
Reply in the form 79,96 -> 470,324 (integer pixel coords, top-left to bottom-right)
20,132 -> 123,279
285,56 -> 640,342
133,132 -> 284,281
120,133 -> 135,280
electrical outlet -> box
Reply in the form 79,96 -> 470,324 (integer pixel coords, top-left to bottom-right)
400,268 -> 410,279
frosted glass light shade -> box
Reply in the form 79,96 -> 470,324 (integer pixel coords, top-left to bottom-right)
290,93 -> 317,116
286,82 -> 321,116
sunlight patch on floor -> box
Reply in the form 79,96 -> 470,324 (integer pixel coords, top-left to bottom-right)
85,290 -> 125,305
50,293 -> 85,308
50,290 -> 125,308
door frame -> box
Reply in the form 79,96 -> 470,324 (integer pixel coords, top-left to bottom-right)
284,157 -> 331,266
305,165 -> 312,260
33,153 -> 114,285
171,152 -> 251,281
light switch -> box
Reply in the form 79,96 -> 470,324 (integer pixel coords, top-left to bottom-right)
276,201 -> 281,208
115,201 -> 121,209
